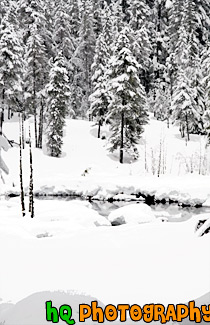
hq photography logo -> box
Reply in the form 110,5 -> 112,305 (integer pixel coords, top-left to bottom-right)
45,300 -> 210,324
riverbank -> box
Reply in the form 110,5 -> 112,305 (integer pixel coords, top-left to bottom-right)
1,115 -> 210,207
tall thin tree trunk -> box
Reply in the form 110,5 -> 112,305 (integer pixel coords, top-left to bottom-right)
0,110 -> 3,135
120,111 -> 124,164
0,89 -> 5,135
22,113 -> 25,150
98,119 -> 101,138
29,127 -> 34,218
38,98 -> 44,148
33,56 -> 38,148
19,119 -> 25,217
186,114 -> 190,141
8,107 -> 11,120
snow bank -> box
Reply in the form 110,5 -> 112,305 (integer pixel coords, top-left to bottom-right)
1,291 -> 209,325
0,198 -> 111,239
0,215 -> 209,311
108,203 -> 156,225
0,291 -> 106,325
2,117 -> 210,206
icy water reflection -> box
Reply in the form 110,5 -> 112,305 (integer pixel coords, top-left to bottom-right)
36,196 -> 210,223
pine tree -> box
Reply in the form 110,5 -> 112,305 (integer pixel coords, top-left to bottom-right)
53,0 -> 75,63
153,83 -> 171,124
24,24 -> 48,147
92,0 -> 103,37
171,68 -> 200,141
69,0 -> 80,40
201,44 -> 210,111
107,27 -> 148,163
129,0 -> 150,30
0,0 -> 9,25
202,44 -> 210,141
0,19 -> 23,134
73,0 -> 95,116
46,53 -> 70,157
17,0 -> 45,44
191,57 -> 205,133
101,3 -> 113,53
89,33 -> 109,138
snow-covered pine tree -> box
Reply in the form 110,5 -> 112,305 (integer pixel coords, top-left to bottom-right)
151,0 -> 169,86
101,2 -> 113,53
0,0 -> 9,25
46,53 -> 70,157
89,33 -> 109,138
171,11 -> 204,138
191,56 -> 205,134
0,19 -> 23,134
17,0 -> 46,44
107,27 -> 149,163
92,0 -> 103,37
69,0 -> 80,40
202,44 -> 210,142
129,0 -> 150,30
52,0 -> 75,67
111,0 -> 125,35
72,0 -> 95,117
171,67 -> 201,141
24,23 -> 48,148
201,44 -> 210,112
131,24 -> 152,92
153,83 -> 171,125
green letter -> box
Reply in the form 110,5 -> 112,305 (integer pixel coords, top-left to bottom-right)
46,301 -> 59,323
60,305 -> 75,325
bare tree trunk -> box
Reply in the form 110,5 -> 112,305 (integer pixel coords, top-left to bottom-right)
120,111 -> 124,164
98,119 -> 101,138
29,127 -> 34,218
8,107 -> 11,120
0,89 -> 5,135
185,114 -> 190,141
38,98 -> 44,148
19,119 -> 25,217
22,113 -> 25,150
0,111 -> 3,135
33,56 -> 38,148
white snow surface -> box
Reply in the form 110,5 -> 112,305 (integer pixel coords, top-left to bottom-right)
0,198 -> 209,309
108,203 -> 156,224
1,114 -> 210,206
0,113 -> 210,322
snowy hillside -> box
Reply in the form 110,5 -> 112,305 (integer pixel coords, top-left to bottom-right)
1,114 -> 210,206
0,115 -> 210,324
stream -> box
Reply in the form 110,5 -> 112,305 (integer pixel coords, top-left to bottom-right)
36,196 -> 210,223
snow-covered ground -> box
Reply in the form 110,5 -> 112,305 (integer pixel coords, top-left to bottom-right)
0,114 -> 210,324
0,198 -> 209,310
1,113 -> 210,206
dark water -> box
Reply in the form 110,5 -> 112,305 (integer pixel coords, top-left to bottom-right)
35,196 -> 210,223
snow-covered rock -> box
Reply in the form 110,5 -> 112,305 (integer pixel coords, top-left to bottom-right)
194,214 -> 210,237
108,203 -> 156,225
